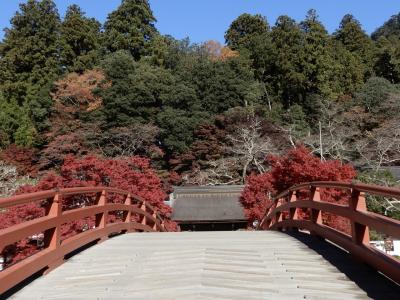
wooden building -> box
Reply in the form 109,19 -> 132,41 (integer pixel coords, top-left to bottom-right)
169,185 -> 247,231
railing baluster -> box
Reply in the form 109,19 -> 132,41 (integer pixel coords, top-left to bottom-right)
310,187 -> 323,225
288,191 -> 299,232
95,190 -> 108,243
350,189 -> 370,245
123,194 -> 133,233
289,191 -> 298,221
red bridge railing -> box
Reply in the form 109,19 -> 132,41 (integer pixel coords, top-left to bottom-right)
258,181 -> 400,284
0,187 -> 167,295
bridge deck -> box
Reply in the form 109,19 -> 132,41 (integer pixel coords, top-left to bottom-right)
9,231 -> 399,300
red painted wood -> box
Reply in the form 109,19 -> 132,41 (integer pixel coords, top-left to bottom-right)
259,181 -> 400,284
0,187 -> 168,295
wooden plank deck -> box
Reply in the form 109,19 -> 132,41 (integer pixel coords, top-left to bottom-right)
9,231 -> 399,300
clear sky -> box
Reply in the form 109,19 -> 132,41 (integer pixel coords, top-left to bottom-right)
1,0 -> 400,43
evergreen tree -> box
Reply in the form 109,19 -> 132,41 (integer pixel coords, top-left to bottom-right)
0,95 -> 36,148
371,13 -> 400,83
356,77 -> 397,113
61,4 -> 101,73
374,36 -> 400,83
335,15 -> 372,53
225,13 -> 269,50
299,10 -> 335,98
103,0 -> 158,60
0,0 -> 61,101
188,55 -> 262,114
372,12 -> 400,40
268,15 -> 305,106
328,40 -> 364,96
0,0 -> 61,141
156,108 -> 207,153
98,51 -> 187,126
334,14 -> 375,78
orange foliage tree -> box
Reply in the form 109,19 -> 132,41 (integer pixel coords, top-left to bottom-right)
51,69 -> 110,113
203,40 -> 238,61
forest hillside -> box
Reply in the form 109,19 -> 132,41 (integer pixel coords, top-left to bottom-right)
0,0 -> 399,220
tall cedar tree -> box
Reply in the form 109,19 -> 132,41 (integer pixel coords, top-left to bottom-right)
268,15 -> 305,106
372,13 -> 400,40
334,14 -> 375,78
61,5 -> 101,73
225,13 -> 269,50
224,13 -> 271,83
0,0 -> 61,141
0,0 -> 61,100
299,10 -> 334,99
372,14 -> 400,83
103,0 -> 158,60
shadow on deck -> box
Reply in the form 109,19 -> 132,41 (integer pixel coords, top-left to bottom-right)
287,231 -> 400,300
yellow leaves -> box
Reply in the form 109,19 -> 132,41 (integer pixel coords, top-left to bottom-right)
203,40 -> 239,62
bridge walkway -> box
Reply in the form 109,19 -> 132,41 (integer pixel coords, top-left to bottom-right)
9,231 -> 399,300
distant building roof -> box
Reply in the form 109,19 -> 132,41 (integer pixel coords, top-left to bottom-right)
170,185 -> 246,223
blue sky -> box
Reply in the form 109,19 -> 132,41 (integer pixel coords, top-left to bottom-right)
1,0 -> 400,43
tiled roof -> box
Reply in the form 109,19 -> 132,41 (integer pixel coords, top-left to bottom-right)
171,186 -> 246,222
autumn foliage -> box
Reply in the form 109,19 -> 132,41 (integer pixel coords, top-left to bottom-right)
240,146 -> 356,232
0,145 -> 38,176
203,40 -> 239,61
51,69 -> 109,113
0,155 -> 177,264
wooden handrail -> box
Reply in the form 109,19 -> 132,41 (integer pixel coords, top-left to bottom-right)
0,187 -> 169,295
258,181 -> 400,284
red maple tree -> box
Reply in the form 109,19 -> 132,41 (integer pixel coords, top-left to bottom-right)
1,155 -> 177,265
0,144 -> 39,176
240,146 -> 356,233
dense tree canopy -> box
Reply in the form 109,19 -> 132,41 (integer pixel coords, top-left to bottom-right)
1,1 -> 400,232
225,13 -> 269,50
103,0 -> 158,60
61,4 -> 101,72
372,13 -> 400,40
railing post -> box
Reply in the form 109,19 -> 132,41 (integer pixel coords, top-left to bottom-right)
289,191 -> 298,219
123,194 -> 133,233
43,192 -> 63,274
44,193 -> 62,250
274,199 -> 283,231
350,189 -> 370,245
95,190 -> 108,243
310,187 -> 322,224
264,200 -> 277,229
289,191 -> 299,232
140,201 -> 147,227
310,187 -> 323,238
